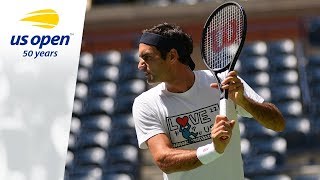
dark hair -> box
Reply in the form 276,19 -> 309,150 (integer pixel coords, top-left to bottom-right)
142,23 -> 193,66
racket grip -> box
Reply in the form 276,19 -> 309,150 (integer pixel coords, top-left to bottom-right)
219,98 -> 228,116
219,98 -> 230,140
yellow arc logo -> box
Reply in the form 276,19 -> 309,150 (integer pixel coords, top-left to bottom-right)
20,9 -> 59,29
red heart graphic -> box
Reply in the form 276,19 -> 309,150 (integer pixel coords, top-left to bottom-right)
176,116 -> 188,127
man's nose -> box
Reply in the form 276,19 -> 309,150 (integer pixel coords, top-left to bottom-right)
138,59 -> 146,70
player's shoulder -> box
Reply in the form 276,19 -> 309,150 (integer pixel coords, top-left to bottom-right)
194,69 -> 216,83
134,83 -> 164,104
194,69 -> 214,77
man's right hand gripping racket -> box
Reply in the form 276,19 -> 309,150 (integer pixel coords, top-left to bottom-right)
200,1 -> 247,140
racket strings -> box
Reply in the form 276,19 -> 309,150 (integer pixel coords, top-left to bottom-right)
204,5 -> 244,70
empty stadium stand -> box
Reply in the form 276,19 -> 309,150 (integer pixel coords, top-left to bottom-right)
65,50 -> 145,180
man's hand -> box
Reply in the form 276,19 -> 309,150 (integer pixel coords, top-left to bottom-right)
210,71 -> 245,105
211,115 -> 235,154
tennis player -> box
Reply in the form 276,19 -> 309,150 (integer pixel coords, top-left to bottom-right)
132,23 -> 285,180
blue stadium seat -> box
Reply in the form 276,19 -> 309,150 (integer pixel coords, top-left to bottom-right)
271,85 -> 301,102
103,163 -> 139,179
244,154 -> 280,177
102,173 -> 133,180
89,81 -> 117,98
306,66 -> 320,83
107,145 -> 139,165
239,120 -> 246,138
270,70 -> 299,85
81,114 -> 112,132
267,39 -> 295,55
90,65 -> 145,82
84,97 -> 115,115
109,129 -> 138,147
241,71 -> 270,87
77,67 -> 90,84
280,117 -> 311,149
88,79 -> 147,97
118,65 -> 145,81
111,114 -> 135,129
117,79 -> 147,96
309,84 -> 320,98
174,0 -> 199,5
292,174 -> 320,180
239,56 -> 269,72
283,117 -> 310,135
68,165 -> 103,180
241,138 -> 251,156
242,41 -> 268,56
72,99 -> 84,117
70,116 -> 81,135
79,52 -> 94,69
240,117 -> 278,138
143,0 -> 171,7
68,133 -> 77,152
74,82 -> 89,100
74,147 -> 106,167
307,55 -> 320,66
249,174 -> 291,180
269,54 -> 298,70
94,50 -> 122,66
274,101 -> 303,117
121,50 -> 139,64
308,18 -> 320,46
83,88 -> 137,115
249,137 -> 287,156
90,66 -> 120,82
310,115 -> 320,146
76,131 -> 109,149
113,95 -> 136,114
65,150 -> 74,170
305,63 -> 320,114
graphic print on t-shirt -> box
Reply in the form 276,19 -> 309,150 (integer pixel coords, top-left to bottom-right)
166,104 -> 219,148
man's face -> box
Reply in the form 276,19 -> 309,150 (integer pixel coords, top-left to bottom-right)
138,43 -> 170,84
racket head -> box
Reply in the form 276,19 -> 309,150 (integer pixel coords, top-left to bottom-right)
201,1 -> 247,73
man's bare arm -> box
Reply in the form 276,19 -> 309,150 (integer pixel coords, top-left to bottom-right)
237,96 -> 285,132
146,133 -> 202,174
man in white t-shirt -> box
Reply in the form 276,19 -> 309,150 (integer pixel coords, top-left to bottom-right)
132,23 -> 285,180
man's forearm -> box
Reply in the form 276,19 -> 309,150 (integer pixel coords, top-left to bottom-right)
238,96 -> 285,132
147,133 -> 204,174
154,148 -> 202,174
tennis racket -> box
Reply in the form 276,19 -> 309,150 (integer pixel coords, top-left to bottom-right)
200,1 -> 247,140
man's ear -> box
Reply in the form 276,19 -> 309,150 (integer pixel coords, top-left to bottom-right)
168,48 -> 179,61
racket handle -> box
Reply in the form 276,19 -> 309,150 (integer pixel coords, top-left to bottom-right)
219,98 -> 228,116
219,98 -> 230,140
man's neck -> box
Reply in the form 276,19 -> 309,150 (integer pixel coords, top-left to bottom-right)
165,68 -> 195,93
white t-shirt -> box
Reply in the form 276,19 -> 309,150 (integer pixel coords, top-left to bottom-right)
132,70 -> 264,180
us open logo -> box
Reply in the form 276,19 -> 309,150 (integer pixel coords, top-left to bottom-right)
10,9 -> 73,59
